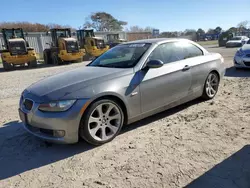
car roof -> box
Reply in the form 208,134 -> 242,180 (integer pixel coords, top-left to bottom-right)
123,38 -> 191,45
93,37 -> 104,40
233,36 -> 245,38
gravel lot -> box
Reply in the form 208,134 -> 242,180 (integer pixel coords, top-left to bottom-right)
0,46 -> 250,188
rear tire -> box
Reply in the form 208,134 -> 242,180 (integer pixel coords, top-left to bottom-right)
83,53 -> 94,61
74,57 -> 83,63
3,61 -> 13,71
79,99 -> 124,146
28,60 -> 37,68
43,49 -> 52,64
202,72 -> 220,100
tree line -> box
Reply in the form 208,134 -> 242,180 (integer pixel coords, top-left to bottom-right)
0,12 -> 249,37
0,22 -> 73,32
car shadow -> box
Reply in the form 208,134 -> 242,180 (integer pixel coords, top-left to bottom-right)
185,145 -> 250,188
121,97 -> 204,133
206,45 -> 220,48
0,98 -> 205,180
0,121 -> 95,180
225,66 -> 250,78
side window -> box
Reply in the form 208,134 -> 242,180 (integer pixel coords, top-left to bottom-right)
176,42 -> 203,59
148,41 -> 203,64
148,42 -> 181,64
148,44 -> 164,62
161,42 -> 181,63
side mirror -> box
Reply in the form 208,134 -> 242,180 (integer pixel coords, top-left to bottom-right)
146,59 -> 164,69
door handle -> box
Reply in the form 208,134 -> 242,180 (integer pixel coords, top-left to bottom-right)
183,65 -> 190,71
131,91 -> 138,96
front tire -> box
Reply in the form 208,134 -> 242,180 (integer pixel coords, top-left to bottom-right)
79,99 -> 124,145
3,61 -> 13,71
202,72 -> 220,100
52,54 -> 62,65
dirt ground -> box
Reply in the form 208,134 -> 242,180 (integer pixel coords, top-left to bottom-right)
0,46 -> 250,188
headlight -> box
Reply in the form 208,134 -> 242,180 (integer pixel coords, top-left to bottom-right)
38,100 -> 76,112
236,49 -> 245,56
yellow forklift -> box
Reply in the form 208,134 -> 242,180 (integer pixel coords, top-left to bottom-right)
0,28 -> 37,71
107,33 -> 127,48
43,28 -> 85,65
76,29 -> 109,60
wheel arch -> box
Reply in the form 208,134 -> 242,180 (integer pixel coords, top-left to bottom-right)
209,69 -> 221,82
203,69 -> 221,89
80,94 -> 129,126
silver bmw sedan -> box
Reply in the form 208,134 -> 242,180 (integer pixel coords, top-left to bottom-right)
19,38 -> 225,145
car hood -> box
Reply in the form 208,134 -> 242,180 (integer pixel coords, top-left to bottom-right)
25,66 -> 133,102
227,40 -> 241,43
241,44 -> 250,52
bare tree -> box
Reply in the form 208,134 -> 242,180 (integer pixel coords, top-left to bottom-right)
237,20 -> 249,32
0,21 -> 73,32
127,25 -> 154,32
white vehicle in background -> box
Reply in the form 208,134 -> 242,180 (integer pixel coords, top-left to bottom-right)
234,39 -> 250,69
226,36 -> 249,48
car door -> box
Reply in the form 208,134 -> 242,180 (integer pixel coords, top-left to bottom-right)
178,41 -> 208,94
139,42 -> 192,113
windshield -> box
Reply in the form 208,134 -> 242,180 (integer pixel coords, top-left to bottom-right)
4,29 -> 23,40
56,30 -> 70,38
247,39 -> 250,44
15,29 -> 23,38
231,37 -> 242,40
88,43 -> 151,68
96,39 -> 105,49
108,34 -> 119,41
66,40 -> 79,52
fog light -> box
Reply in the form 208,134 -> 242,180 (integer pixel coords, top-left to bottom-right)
53,130 -> 65,137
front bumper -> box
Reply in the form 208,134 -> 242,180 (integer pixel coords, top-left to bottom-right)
89,47 -> 109,57
234,55 -> 250,68
58,50 -> 85,61
3,54 -> 36,64
19,97 -> 89,144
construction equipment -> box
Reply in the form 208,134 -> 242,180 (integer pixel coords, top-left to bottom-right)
76,29 -> 109,60
218,31 -> 233,47
43,28 -> 85,65
0,28 -> 37,71
106,33 -> 127,48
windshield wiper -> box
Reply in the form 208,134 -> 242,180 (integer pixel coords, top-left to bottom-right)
92,64 -> 117,68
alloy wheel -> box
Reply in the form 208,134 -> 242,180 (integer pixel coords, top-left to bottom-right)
87,102 -> 122,141
205,73 -> 219,98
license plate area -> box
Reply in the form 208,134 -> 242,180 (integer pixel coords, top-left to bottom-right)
19,109 -> 27,124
